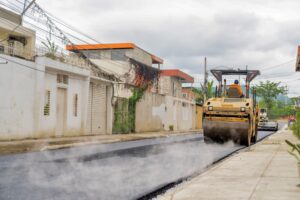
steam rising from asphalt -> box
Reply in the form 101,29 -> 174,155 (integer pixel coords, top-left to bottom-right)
0,138 -> 239,200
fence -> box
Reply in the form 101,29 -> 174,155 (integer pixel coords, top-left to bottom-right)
0,42 -> 90,69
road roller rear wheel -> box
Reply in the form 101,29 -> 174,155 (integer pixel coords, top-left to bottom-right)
240,125 -> 251,146
251,125 -> 257,144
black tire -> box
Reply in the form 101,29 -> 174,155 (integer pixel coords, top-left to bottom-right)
240,124 -> 252,146
251,124 -> 258,143
251,132 -> 257,143
240,133 -> 251,146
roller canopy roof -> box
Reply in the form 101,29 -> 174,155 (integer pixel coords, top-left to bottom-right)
210,69 -> 260,83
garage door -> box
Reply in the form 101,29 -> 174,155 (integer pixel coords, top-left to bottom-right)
86,82 -> 107,135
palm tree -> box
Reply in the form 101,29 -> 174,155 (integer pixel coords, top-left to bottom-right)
201,80 -> 214,99
207,80 -> 214,98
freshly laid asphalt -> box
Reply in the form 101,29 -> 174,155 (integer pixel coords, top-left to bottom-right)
0,131 -> 276,200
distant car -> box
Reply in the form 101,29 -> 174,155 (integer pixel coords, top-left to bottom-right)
258,108 -> 278,131
258,121 -> 278,131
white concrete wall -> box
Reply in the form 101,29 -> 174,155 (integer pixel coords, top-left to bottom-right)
0,55 -> 37,140
36,57 -> 90,138
135,91 -> 196,132
0,55 -> 93,140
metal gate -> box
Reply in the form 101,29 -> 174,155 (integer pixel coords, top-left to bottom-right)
86,82 -> 107,135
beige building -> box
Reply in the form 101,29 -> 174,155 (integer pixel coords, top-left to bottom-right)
67,43 -> 163,134
0,7 -> 36,60
135,69 -> 196,132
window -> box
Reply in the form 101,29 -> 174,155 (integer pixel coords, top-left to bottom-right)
0,45 -> 4,53
44,90 -> 50,116
57,74 -> 68,84
73,94 -> 78,117
172,81 -> 175,96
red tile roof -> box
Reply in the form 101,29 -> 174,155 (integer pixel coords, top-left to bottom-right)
160,69 -> 194,83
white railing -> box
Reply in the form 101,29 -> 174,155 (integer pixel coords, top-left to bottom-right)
0,43 -> 91,69
0,42 -> 35,60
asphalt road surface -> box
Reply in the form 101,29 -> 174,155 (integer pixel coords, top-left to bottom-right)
0,130 -> 279,200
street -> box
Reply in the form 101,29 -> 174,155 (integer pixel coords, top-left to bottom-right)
0,1 -> 299,200
0,130 -> 275,200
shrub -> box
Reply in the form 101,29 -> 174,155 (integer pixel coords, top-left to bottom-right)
290,110 -> 300,140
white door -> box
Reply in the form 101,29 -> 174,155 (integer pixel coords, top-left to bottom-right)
87,82 -> 107,135
56,88 -> 67,137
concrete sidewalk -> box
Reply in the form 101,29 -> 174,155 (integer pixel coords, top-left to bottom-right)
0,129 -> 201,155
158,129 -> 300,200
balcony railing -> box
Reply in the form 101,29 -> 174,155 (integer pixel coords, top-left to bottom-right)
0,43 -> 91,69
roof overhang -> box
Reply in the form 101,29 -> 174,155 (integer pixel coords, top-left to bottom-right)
0,7 -> 22,24
151,54 -> 163,64
160,69 -> 194,83
66,42 -> 164,65
66,43 -> 136,51
210,69 -> 260,83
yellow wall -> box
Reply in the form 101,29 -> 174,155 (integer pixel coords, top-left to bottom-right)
196,106 -> 203,129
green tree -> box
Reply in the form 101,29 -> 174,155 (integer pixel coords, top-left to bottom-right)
192,87 -> 204,104
270,100 -> 294,119
255,81 -> 287,115
290,109 -> 300,140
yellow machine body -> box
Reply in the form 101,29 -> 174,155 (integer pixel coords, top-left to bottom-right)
203,97 -> 258,146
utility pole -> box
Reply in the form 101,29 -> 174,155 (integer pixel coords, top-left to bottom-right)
204,57 -> 208,100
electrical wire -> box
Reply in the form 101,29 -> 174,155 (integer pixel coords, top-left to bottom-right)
0,0 -> 134,74
257,59 -> 296,71
0,0 -> 163,81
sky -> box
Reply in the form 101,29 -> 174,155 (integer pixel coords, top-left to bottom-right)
36,0 -> 300,96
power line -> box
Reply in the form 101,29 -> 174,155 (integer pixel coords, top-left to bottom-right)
0,1 -> 33,42
0,0 -> 130,75
258,59 -> 295,71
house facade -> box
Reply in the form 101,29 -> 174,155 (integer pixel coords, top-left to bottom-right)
67,43 -> 163,133
135,69 -> 196,132
0,9 -> 114,140
0,9 -> 198,140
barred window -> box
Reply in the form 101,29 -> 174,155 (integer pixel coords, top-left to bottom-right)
73,94 -> 78,117
44,90 -> 50,116
57,74 -> 68,84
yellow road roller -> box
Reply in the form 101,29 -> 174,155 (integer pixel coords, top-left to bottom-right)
203,69 -> 260,146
